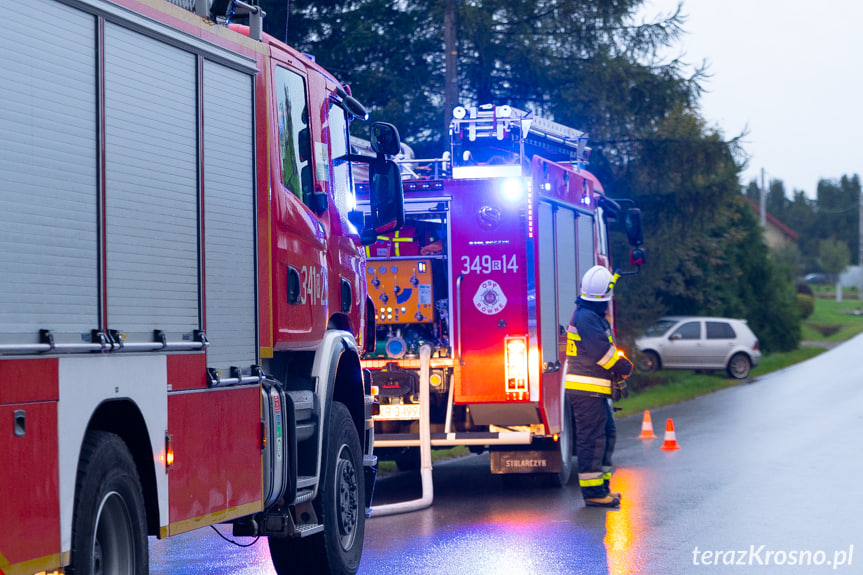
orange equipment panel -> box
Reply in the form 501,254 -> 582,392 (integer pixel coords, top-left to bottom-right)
367,258 -> 434,325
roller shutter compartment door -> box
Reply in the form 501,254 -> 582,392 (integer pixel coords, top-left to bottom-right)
103,23 -> 199,343
0,0 -> 98,345
202,60 -> 257,371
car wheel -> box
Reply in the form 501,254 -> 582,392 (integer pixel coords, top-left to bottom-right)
726,353 -> 751,379
637,350 -> 659,373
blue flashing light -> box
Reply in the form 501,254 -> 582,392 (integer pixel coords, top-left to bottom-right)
500,178 -> 525,203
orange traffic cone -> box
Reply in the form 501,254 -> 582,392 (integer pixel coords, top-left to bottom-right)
660,418 -> 681,450
638,410 -> 657,439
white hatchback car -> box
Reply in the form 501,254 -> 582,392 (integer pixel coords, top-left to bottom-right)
635,316 -> 762,379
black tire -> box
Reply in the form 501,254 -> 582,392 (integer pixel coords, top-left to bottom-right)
269,401 -> 365,575
637,350 -> 659,373
727,353 -> 751,379
69,430 -> 148,575
555,399 -> 574,487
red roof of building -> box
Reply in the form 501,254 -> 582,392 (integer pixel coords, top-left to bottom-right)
740,195 -> 799,241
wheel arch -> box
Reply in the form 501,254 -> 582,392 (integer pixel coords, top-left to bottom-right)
324,336 -> 365,447
86,399 -> 160,537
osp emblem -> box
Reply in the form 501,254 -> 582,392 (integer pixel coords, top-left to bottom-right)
473,279 -> 507,315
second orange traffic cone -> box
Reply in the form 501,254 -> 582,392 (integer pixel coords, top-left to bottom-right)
638,410 -> 657,439
660,418 -> 681,450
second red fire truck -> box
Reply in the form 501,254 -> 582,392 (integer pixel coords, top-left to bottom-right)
358,104 -> 644,485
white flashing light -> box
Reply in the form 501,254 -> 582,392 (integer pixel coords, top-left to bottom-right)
453,106 -> 467,120
453,164 -> 522,180
498,105 -> 512,118
500,178 -> 525,203
543,182 -> 552,191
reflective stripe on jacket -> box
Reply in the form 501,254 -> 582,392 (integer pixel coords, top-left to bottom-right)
564,304 -> 619,397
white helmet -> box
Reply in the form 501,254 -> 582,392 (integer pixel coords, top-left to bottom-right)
580,265 -> 615,301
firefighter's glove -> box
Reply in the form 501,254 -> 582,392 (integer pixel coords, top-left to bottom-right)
610,356 -> 634,380
612,378 -> 628,401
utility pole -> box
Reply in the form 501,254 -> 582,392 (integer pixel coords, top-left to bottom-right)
859,178 -> 862,298
444,0 -> 458,138
760,167 -> 767,227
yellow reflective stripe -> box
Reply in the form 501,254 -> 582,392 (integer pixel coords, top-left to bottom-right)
565,374 -> 612,387
567,331 -> 581,341
580,478 -> 604,487
567,382 -> 612,395
391,237 -> 414,242
603,472 -> 612,480
597,346 -> 617,368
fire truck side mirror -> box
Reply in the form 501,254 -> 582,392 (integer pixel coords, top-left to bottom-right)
625,208 -> 643,247
365,122 -> 405,238
370,122 -> 401,156
368,159 -> 404,237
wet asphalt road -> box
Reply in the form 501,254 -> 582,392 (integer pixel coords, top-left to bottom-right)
150,333 -> 863,574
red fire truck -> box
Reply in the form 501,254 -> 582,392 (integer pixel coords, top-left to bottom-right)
357,104 -> 643,487
0,1 -> 403,574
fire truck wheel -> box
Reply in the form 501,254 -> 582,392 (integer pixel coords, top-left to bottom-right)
269,401 -> 364,575
69,430 -> 148,575
555,399 -> 574,487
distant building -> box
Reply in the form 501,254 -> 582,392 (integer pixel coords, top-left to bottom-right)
741,196 -> 799,251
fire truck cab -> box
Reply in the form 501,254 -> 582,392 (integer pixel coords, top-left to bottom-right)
358,104 -> 643,483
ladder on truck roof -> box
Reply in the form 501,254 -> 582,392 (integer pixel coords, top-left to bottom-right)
450,104 -> 590,164
164,0 -> 265,40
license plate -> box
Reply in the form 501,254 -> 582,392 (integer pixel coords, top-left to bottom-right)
375,403 -> 421,420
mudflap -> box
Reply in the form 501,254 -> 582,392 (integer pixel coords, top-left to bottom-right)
490,448 -> 562,474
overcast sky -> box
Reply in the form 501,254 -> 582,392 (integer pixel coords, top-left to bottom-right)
638,0 -> 863,198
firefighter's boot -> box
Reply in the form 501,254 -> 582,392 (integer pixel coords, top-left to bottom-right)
604,480 -> 621,500
584,495 -> 620,508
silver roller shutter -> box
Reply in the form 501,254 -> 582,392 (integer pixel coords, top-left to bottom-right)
556,207 -> 577,326
0,0 -> 98,344
104,22 -> 200,343
202,60 -> 257,370
537,202 -> 558,364
576,212 -> 596,285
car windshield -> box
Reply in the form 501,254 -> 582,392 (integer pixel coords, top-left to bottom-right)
645,319 -> 678,337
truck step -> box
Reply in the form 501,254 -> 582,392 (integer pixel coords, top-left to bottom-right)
374,430 -> 532,447
294,522 -> 324,538
296,475 -> 317,489
294,488 -> 315,504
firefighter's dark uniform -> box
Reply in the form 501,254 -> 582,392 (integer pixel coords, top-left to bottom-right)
565,298 -> 632,504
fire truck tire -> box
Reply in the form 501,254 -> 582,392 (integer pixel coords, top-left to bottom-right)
69,430 -> 148,575
555,399 -> 574,487
269,401 -> 364,575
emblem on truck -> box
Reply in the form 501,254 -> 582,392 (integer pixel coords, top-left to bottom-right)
473,279 -> 508,315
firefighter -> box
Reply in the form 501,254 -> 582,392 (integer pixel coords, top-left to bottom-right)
565,265 -> 633,508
